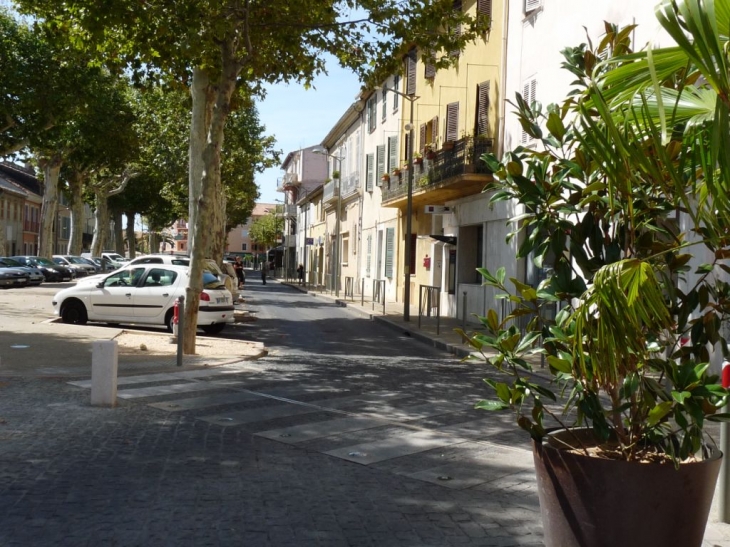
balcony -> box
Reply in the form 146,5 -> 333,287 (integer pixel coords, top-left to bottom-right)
381,136 -> 493,206
284,204 -> 297,217
282,172 -> 299,186
323,180 -> 339,204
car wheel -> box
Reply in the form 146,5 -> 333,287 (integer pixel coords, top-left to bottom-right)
61,300 -> 88,325
165,309 -> 175,333
201,323 -> 226,335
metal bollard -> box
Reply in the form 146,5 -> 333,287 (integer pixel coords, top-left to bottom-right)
176,295 -> 185,367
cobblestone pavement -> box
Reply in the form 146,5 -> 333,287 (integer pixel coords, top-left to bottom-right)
1,276 -> 729,546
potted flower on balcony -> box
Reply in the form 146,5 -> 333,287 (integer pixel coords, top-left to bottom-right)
392,167 -> 401,177
381,173 -> 390,183
425,144 -> 437,160
413,151 -> 423,166
459,5 -> 730,546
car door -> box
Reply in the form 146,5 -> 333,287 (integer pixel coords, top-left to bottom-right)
89,267 -> 146,320
132,268 -> 180,321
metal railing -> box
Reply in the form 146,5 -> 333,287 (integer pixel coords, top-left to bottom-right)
418,284 -> 441,335
344,276 -> 355,300
381,136 -> 493,203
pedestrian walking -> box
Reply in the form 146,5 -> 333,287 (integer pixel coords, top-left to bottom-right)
233,255 -> 245,289
261,260 -> 268,285
296,264 -> 304,286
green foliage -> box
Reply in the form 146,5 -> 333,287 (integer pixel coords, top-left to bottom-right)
463,3 -> 730,465
248,208 -> 282,250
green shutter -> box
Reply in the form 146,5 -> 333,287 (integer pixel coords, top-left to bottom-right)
366,153 -> 374,192
376,145 -> 385,186
384,227 -> 394,278
366,234 -> 372,277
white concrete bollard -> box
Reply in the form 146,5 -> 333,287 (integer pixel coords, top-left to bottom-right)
91,340 -> 118,407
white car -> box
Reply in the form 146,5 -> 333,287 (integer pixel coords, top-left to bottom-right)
52,264 -> 234,335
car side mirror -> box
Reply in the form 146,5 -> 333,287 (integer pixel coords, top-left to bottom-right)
96,281 -> 105,289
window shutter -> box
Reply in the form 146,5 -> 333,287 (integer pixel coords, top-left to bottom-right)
393,75 -> 400,112
419,124 -> 427,153
445,102 -> 459,142
384,227 -> 395,278
475,81 -> 490,137
381,88 -> 387,121
424,56 -> 436,79
477,0 -> 492,18
406,49 -> 417,96
368,96 -> 377,133
365,153 -> 374,192
521,78 -> 537,143
432,116 -> 439,145
387,136 -> 398,173
525,0 -> 542,13
366,234 -> 372,277
376,145 -> 385,186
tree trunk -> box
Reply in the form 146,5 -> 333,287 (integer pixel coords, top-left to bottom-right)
38,155 -> 62,258
90,189 -> 108,256
67,172 -> 85,255
125,212 -> 136,258
184,50 -> 241,354
112,210 -> 124,254
210,186 -> 227,263
188,67 -> 212,254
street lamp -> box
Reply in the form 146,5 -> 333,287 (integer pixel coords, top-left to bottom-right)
312,146 -> 343,297
376,84 -> 419,321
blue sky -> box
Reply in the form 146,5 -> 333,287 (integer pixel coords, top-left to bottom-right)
255,59 -> 362,204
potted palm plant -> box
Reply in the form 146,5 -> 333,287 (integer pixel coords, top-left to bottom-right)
460,3 -> 730,546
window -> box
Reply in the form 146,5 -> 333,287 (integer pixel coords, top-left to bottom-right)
521,77 -> 538,144
365,153 -> 374,192
475,81 -> 490,137
445,102 -> 459,143
393,75 -> 400,112
387,136 -> 398,173
241,243 -> 247,251
420,116 -> 439,153
381,88 -> 387,122
405,48 -> 417,96
384,227 -> 395,278
376,145 -> 386,186
367,96 -> 377,133
341,235 -> 349,265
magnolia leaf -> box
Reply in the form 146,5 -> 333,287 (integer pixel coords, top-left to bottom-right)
647,401 -> 674,426
475,399 -> 510,411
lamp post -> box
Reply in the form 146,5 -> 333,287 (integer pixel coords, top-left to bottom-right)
377,85 -> 419,321
312,147 -> 344,297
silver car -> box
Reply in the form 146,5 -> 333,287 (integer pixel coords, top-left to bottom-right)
0,257 -> 43,286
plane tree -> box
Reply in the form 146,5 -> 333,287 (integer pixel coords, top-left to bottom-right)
14,0 -> 487,352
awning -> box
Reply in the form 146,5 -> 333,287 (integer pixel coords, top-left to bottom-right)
430,235 -> 456,245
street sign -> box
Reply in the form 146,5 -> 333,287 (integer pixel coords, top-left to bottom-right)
306,238 -> 314,245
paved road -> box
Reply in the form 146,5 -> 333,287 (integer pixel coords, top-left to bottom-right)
0,275 -> 728,546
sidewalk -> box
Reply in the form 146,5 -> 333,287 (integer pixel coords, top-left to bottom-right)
286,280 -> 479,360
278,277 -> 730,546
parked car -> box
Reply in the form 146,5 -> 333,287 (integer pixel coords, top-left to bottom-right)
0,257 -> 44,286
204,259 -> 240,301
82,252 -> 127,270
52,264 -> 234,334
0,265 -> 28,288
52,255 -> 97,278
126,254 -> 190,267
76,256 -> 103,274
11,256 -> 74,282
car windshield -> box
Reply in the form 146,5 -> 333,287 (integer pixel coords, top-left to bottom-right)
106,254 -> 125,261
31,257 -> 55,266
66,257 -> 88,264
0,258 -> 22,267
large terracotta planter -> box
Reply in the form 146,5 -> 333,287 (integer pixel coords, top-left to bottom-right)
533,429 -> 721,547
